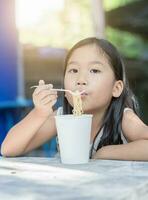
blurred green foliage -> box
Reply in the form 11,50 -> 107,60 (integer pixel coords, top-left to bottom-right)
104,0 -> 148,59
106,27 -> 146,58
104,0 -> 137,11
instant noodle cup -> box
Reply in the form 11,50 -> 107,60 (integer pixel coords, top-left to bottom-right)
55,114 -> 93,164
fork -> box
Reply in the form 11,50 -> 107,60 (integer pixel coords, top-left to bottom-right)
30,85 -> 85,96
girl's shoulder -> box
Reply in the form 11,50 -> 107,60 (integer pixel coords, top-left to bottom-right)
122,107 -> 138,122
122,107 -> 147,141
123,107 -> 133,113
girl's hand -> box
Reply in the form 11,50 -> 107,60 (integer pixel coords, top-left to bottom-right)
32,80 -> 58,118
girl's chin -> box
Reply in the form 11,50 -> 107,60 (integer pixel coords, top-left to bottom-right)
82,107 -> 93,114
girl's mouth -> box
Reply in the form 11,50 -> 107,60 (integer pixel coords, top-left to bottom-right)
81,92 -> 88,97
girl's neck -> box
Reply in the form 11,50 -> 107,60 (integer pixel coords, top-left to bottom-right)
90,109 -> 106,143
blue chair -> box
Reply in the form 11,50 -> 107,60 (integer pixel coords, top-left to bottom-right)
0,99 -> 33,155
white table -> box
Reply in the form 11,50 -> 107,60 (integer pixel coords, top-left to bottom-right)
0,156 -> 148,200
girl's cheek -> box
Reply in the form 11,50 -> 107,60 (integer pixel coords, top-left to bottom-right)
64,78 -> 74,91
64,77 -> 70,89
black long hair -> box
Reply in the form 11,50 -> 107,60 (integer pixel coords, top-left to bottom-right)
62,37 -> 139,156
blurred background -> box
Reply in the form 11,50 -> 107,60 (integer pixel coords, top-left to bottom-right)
0,0 -> 148,156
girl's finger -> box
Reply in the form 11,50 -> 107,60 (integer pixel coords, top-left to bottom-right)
33,86 -> 52,96
40,93 -> 58,103
47,84 -> 53,89
34,83 -> 54,95
33,91 -> 57,105
37,90 -> 57,101
41,95 -> 57,105
33,86 -> 45,95
39,80 -> 45,86
43,98 -> 57,107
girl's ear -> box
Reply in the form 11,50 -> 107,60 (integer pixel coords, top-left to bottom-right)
112,80 -> 124,98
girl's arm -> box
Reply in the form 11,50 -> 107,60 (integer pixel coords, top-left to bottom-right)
93,110 -> 148,160
23,111 -> 57,154
1,80 -> 58,157
93,139 -> 148,160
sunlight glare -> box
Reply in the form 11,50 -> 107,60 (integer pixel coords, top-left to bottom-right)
15,0 -> 64,28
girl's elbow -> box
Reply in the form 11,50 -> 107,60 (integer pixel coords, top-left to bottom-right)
0,142 -> 16,157
0,143 -> 9,157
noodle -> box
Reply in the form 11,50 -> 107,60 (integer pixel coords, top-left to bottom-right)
72,91 -> 83,116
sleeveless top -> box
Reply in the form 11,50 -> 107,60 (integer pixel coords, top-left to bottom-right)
56,107 -> 131,156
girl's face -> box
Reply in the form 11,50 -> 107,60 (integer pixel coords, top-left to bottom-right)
64,44 -> 118,114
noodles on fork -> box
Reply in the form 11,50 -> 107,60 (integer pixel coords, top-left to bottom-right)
72,91 -> 83,116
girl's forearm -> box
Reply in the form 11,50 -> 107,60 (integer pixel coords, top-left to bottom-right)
93,139 -> 148,161
1,108 -> 48,157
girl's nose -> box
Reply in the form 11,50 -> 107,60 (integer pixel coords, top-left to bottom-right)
76,76 -> 87,85
77,81 -> 87,85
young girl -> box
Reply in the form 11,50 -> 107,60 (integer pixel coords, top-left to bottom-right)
1,37 -> 148,160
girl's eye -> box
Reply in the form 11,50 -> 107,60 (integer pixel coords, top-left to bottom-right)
68,69 -> 78,73
90,69 -> 101,73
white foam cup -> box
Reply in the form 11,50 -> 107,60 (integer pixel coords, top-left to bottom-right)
55,114 -> 92,164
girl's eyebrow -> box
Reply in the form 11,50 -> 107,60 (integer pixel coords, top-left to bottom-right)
67,61 -> 104,66
67,61 -> 79,65
89,61 -> 104,65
